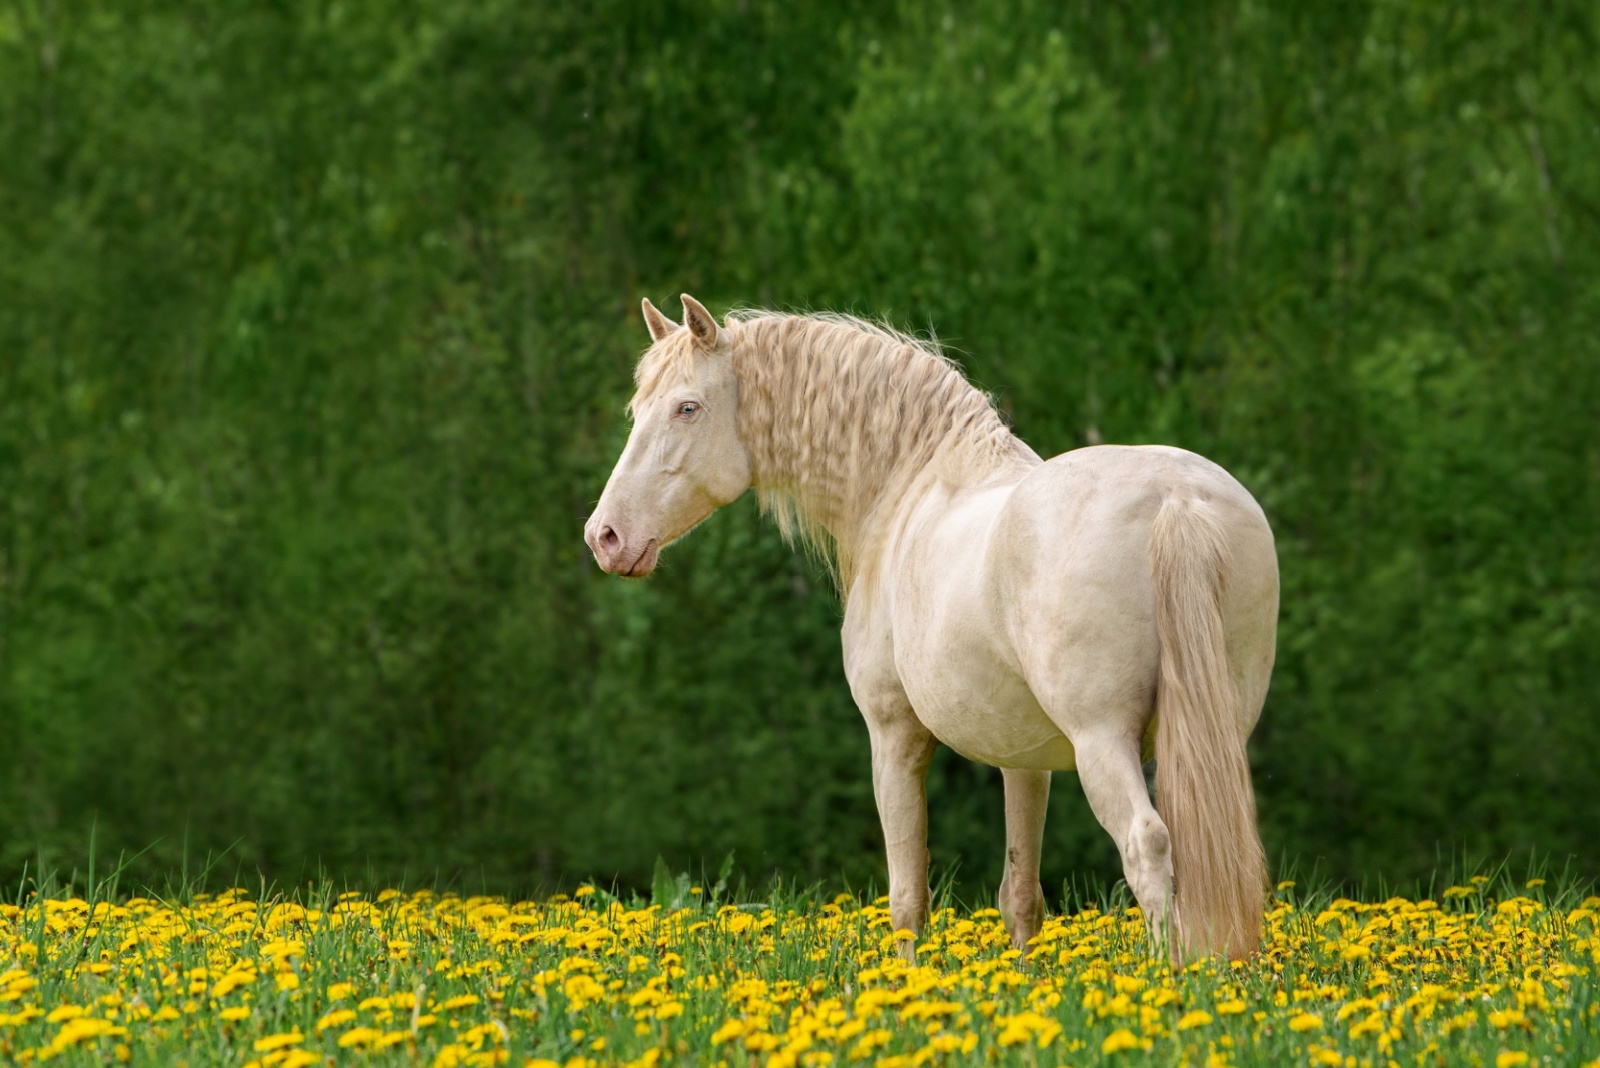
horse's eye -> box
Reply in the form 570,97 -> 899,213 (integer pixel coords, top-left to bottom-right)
677,402 -> 699,417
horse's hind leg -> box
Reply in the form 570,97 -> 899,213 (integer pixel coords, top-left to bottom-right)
1073,730 -> 1174,953
999,768 -> 1050,951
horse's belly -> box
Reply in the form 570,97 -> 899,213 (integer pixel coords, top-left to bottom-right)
906,673 -> 1078,771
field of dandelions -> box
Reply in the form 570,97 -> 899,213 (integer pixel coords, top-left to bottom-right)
1,865 -> 1596,1067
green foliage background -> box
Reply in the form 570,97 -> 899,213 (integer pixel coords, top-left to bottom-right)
1,1 -> 1596,896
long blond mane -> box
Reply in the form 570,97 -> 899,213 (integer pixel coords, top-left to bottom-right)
717,310 -> 1035,593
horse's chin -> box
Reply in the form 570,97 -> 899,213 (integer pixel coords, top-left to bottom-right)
611,508 -> 718,578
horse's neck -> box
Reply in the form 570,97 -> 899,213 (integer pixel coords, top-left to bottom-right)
734,320 -> 1033,582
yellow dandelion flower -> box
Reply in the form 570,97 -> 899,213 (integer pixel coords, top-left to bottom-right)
1496,1054 -> 1530,1068
316,1008 -> 358,1032
1288,1012 -> 1323,1032
211,970 -> 256,998
337,1025 -> 385,1048
253,1031 -> 304,1052
219,1006 -> 251,1021
1102,1028 -> 1140,1053
1177,1010 -> 1213,1030
433,1043 -> 471,1068
50,1016 -> 129,1049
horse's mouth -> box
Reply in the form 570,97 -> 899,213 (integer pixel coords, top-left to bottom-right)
621,539 -> 659,578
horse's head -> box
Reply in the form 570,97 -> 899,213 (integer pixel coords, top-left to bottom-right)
584,295 -> 752,577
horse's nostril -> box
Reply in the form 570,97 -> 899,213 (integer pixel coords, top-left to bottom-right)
599,526 -> 620,552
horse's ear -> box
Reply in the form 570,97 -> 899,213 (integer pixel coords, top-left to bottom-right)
680,294 -> 723,347
641,298 -> 676,342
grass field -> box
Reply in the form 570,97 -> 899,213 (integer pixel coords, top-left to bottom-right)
0,866 -> 1596,1066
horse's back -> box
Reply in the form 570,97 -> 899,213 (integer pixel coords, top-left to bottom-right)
998,445 -> 1273,578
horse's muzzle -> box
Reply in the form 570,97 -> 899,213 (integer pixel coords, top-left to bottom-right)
585,519 -> 658,577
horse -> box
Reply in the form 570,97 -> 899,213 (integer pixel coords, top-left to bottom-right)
584,295 -> 1277,962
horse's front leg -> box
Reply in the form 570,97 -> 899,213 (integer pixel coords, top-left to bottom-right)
867,716 -> 938,961
998,767 -> 1050,951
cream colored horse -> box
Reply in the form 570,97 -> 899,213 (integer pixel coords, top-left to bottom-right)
585,296 -> 1277,961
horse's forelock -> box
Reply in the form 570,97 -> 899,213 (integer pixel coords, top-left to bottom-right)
628,330 -> 699,414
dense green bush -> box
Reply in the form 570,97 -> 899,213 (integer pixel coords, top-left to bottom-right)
1,0 -> 1595,896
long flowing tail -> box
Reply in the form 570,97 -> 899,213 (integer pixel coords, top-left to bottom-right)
1149,496 -> 1268,961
